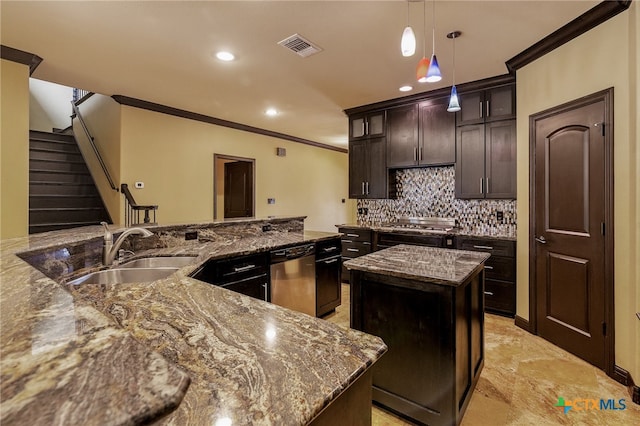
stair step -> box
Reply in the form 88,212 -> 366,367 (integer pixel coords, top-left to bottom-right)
30,159 -> 89,173
30,169 -> 94,184
30,139 -> 80,153
30,181 -> 99,196
29,207 -> 109,224
29,130 -> 76,143
29,194 -> 103,209
30,148 -> 84,162
29,221 -> 106,234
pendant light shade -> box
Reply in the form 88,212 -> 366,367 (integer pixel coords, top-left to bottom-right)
416,57 -> 430,82
447,31 -> 462,113
401,26 -> 416,57
447,85 -> 461,112
401,1 -> 416,57
426,54 -> 441,82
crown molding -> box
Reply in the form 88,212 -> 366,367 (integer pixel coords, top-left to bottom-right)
0,45 -> 43,75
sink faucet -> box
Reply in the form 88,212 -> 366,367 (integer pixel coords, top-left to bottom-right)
101,222 -> 154,266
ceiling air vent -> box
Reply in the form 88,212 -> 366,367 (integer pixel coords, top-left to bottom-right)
277,33 -> 322,58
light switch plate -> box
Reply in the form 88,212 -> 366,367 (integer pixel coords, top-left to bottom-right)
135,182 -> 144,189
267,198 -> 275,204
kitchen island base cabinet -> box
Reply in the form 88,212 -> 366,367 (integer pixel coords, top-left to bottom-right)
350,270 -> 484,426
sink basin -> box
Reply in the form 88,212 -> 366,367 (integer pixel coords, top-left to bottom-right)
67,267 -> 179,285
119,256 -> 197,269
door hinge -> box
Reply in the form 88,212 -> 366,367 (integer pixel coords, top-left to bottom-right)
602,322 -> 607,336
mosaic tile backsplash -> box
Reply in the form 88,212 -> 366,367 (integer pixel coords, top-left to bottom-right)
357,167 -> 517,237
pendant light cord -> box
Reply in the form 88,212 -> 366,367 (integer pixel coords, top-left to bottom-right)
431,0 -> 436,54
423,0 -> 427,57
452,34 -> 456,84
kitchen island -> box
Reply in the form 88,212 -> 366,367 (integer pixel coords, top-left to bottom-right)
344,245 -> 490,426
1,217 -> 386,425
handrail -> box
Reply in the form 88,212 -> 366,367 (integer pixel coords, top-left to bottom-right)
70,101 -> 118,191
121,183 -> 158,226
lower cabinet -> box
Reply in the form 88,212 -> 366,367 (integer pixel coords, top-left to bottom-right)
316,238 -> 342,317
339,227 -> 372,283
456,236 -> 516,316
190,253 -> 270,301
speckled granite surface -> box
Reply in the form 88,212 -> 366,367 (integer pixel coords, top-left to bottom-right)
1,217 -> 387,425
336,223 -> 517,241
343,244 -> 490,286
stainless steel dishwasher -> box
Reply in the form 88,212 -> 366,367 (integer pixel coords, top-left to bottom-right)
270,243 -> 316,316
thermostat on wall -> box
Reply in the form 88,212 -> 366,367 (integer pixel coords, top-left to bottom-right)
135,182 -> 144,189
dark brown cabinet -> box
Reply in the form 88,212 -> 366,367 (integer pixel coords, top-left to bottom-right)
374,231 -> 454,251
457,236 -> 516,316
455,120 -> 516,199
316,238 -> 342,316
386,98 -> 455,168
338,227 -> 372,283
349,111 -> 385,140
456,84 -> 515,126
349,137 -> 387,199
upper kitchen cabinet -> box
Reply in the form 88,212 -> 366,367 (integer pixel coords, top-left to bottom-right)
456,84 -> 515,126
386,98 -> 455,168
349,111 -> 385,140
456,119 -> 516,199
349,137 -> 388,199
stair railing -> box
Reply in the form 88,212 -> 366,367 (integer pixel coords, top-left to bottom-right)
70,101 -> 118,191
121,183 -> 158,226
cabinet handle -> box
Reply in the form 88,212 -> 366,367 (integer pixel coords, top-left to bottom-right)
484,265 -> 494,270
473,245 -> 494,250
486,177 -> 490,193
419,147 -> 423,161
365,120 -> 369,135
347,248 -> 360,252
233,264 -> 256,272
323,246 -> 339,252
342,239 -> 353,243
486,100 -> 490,117
366,182 -> 370,195
479,101 -> 483,118
414,147 -> 418,162
346,233 -> 359,238
324,258 -> 339,264
361,181 -> 365,195
484,291 -> 494,296
363,242 -> 371,245
480,178 -> 484,193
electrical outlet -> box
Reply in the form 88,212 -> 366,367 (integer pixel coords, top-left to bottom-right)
496,211 -> 504,223
262,224 -> 272,232
267,198 -> 275,204
135,181 -> 144,189
185,231 -> 198,241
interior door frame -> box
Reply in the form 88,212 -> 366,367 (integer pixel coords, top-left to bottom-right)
213,154 -> 256,220
528,87 -> 614,376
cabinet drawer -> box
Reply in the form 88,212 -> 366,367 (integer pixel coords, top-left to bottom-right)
316,238 -> 342,260
484,279 -> 515,316
456,237 -> 515,257
485,255 -> 515,282
376,232 -> 444,251
209,253 -> 269,284
339,228 -> 372,243
341,241 -> 372,257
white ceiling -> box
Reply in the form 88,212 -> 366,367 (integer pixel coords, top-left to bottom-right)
1,1 -> 599,149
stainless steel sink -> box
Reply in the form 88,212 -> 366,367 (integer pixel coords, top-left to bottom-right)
67,267 -> 179,285
119,256 -> 197,269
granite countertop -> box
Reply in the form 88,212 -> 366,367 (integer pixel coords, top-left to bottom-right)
336,223 -> 517,241
1,218 -> 386,425
343,244 -> 490,286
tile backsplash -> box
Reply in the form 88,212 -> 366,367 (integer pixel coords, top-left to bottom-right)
357,166 -> 517,237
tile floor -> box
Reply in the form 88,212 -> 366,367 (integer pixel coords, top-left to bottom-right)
323,284 -> 639,425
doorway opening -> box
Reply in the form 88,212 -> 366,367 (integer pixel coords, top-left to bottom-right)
213,154 -> 255,220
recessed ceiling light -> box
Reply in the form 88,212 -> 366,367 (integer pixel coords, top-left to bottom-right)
399,85 -> 413,92
216,51 -> 235,61
265,108 -> 278,116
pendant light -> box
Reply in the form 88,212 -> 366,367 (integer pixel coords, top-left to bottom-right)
425,0 -> 442,83
416,0 -> 429,82
447,31 -> 461,112
401,1 -> 416,57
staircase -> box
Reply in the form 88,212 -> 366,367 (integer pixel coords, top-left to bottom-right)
29,130 -> 111,234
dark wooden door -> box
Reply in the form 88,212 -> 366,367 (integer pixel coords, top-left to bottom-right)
456,90 -> 484,125
485,85 -> 515,122
348,140 -> 367,198
485,120 -> 516,199
534,99 -> 607,369
455,124 -> 485,199
224,161 -> 253,218
366,137 -> 387,199
386,104 -> 418,168
420,98 -> 455,166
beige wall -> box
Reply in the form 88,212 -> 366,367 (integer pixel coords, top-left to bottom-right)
516,4 -> 639,378
0,59 -> 29,239
29,78 -> 74,132
120,106 -> 356,232
73,94 -> 122,223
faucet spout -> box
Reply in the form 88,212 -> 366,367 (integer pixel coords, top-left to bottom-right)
102,226 -> 154,266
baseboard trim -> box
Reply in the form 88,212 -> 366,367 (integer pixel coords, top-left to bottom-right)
613,365 -> 640,406
514,315 -> 531,333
